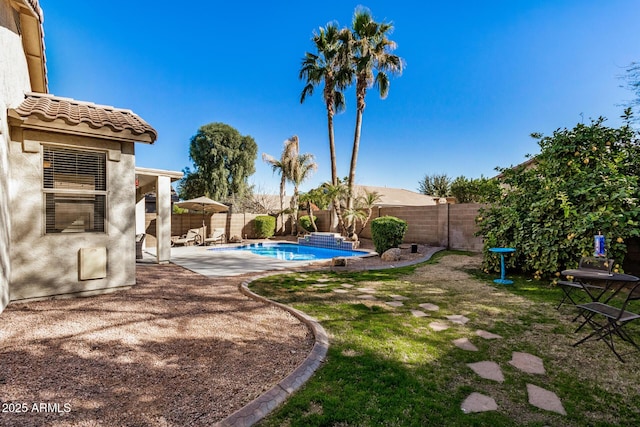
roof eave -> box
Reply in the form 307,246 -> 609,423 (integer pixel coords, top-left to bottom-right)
8,109 -> 156,144
12,0 -> 48,93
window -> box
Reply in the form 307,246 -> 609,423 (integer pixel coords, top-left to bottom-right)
43,147 -> 107,233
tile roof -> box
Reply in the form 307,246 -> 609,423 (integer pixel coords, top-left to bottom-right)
12,93 -> 157,143
23,0 -> 43,20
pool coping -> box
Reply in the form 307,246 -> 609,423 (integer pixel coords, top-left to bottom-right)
149,239 -> 378,278
206,241 -> 375,260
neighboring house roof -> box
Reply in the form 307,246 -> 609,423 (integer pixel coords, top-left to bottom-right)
12,0 -> 47,92
251,194 -> 294,214
355,185 -> 438,207
493,157 -> 538,179
8,92 -> 157,143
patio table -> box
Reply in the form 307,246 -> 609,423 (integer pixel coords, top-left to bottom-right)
560,269 -> 638,304
562,269 -> 640,361
489,247 -> 516,285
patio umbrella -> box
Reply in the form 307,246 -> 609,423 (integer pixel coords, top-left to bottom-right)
176,196 -> 229,241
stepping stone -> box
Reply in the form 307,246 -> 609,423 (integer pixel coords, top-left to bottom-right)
295,278 -> 307,282
386,301 -> 404,307
467,361 -> 504,382
419,303 -> 440,311
446,314 -> 470,325
476,330 -> 502,340
333,289 -> 349,294
357,287 -> 376,293
428,322 -> 450,331
461,392 -> 497,413
526,384 -> 566,415
390,295 -> 409,300
410,310 -> 429,318
341,283 -> 354,288
316,278 -> 331,282
357,295 -> 377,300
509,352 -> 545,375
313,284 -> 329,288
453,337 -> 478,351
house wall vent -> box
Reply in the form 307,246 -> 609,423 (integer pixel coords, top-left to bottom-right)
78,247 -> 107,280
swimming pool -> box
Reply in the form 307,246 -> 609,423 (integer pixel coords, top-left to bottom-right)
209,242 -> 368,261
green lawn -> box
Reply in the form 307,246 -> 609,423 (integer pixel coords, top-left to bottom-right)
249,251 -> 640,427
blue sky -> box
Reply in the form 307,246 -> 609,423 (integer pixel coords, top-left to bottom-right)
40,0 -> 640,195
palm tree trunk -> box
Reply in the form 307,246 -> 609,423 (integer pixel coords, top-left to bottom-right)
327,110 -> 338,186
308,202 -> 318,232
279,176 -> 285,235
291,187 -> 299,235
333,197 -> 347,235
357,207 -> 374,235
348,106 -> 364,232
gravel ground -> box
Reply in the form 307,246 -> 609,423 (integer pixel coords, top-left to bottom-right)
0,264 -> 313,426
0,239 -> 432,426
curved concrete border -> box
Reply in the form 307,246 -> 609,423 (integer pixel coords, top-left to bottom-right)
215,246 -> 446,427
215,272 -> 329,427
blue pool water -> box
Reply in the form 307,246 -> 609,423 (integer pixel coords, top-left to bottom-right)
209,242 -> 367,261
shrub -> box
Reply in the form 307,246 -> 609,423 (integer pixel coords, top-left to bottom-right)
371,216 -> 407,254
477,112 -> 640,279
254,215 -> 276,238
298,215 -> 317,232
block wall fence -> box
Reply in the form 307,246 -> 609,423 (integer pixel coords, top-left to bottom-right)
144,204 -> 485,251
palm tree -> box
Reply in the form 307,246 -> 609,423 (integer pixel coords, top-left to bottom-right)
300,23 -> 352,186
345,8 -> 404,224
289,152 -> 318,235
355,190 -> 382,234
321,179 -> 349,235
262,136 -> 299,234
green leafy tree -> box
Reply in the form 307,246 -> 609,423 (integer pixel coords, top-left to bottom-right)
300,23 -> 351,186
180,123 -> 257,202
417,173 -> 452,197
345,7 -> 404,226
477,111 -> 640,279
450,176 -> 501,203
177,166 -> 207,200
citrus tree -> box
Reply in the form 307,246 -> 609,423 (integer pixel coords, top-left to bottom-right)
477,110 -> 640,279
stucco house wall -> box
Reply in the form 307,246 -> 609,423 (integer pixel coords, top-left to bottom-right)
0,0 -> 172,313
7,129 -> 137,300
0,0 -> 35,311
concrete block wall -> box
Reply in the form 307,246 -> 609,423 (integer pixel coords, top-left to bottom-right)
145,212 -> 292,246
448,204 -> 484,251
144,204 -> 485,251
351,204 -> 484,251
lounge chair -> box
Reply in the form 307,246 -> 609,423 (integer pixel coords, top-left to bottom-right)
204,228 -> 226,245
171,228 -> 202,246
135,233 -> 145,259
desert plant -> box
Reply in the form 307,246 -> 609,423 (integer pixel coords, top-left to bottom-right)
371,216 -> 407,254
298,215 -> 317,232
254,215 -> 276,238
417,173 -> 452,197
